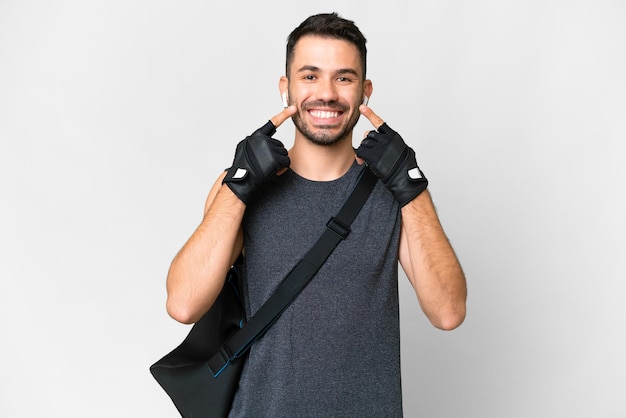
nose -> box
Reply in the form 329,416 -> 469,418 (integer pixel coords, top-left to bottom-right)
315,78 -> 339,103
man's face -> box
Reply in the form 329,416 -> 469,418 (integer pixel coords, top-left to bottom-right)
284,35 -> 370,146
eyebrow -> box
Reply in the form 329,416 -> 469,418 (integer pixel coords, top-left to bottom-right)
296,65 -> 360,77
296,65 -> 321,73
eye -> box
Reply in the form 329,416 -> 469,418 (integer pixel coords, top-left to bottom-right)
336,76 -> 353,83
303,74 -> 316,81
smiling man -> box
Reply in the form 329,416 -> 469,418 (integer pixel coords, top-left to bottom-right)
165,12 -> 467,417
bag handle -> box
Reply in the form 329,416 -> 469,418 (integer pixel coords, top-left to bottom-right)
208,166 -> 379,376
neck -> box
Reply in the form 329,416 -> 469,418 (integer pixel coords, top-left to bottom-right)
288,133 -> 357,181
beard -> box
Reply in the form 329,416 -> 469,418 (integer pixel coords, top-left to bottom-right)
291,100 -> 361,146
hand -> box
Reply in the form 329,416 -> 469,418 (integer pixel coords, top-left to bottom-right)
356,105 -> 428,206
223,106 -> 296,205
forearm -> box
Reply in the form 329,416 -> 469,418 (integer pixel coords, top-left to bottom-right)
166,184 -> 245,324
400,190 -> 467,330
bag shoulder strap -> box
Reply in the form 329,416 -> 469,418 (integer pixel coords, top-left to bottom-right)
208,166 -> 378,376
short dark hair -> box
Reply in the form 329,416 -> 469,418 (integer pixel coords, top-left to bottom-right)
286,12 -> 368,80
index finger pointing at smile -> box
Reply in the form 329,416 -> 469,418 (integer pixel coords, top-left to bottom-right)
270,105 -> 297,129
359,104 -> 385,130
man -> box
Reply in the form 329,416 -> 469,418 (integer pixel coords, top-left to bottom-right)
166,12 -> 466,417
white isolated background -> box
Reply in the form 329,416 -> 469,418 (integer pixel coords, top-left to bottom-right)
1,1 -> 625,417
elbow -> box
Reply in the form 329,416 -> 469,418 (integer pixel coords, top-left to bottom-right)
166,296 -> 199,325
165,270 -> 207,325
433,308 -> 466,330
427,277 -> 468,331
428,302 -> 466,331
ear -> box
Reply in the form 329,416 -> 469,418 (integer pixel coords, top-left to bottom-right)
363,79 -> 373,103
279,76 -> 289,101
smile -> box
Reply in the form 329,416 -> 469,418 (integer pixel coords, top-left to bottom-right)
308,109 -> 342,119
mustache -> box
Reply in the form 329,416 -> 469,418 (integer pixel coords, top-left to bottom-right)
301,100 -> 349,112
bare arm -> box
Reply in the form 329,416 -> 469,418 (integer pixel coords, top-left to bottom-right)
358,104 -> 467,330
165,106 -> 296,324
398,190 -> 467,330
166,175 -> 245,324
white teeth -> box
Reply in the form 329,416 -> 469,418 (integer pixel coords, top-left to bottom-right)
310,110 -> 339,119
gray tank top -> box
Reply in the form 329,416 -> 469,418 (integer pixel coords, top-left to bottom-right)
230,162 -> 403,417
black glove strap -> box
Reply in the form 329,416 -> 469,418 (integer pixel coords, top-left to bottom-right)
208,166 -> 379,376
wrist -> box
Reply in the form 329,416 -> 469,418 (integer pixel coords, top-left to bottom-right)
387,148 -> 428,206
219,183 -> 249,208
400,187 -> 431,212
